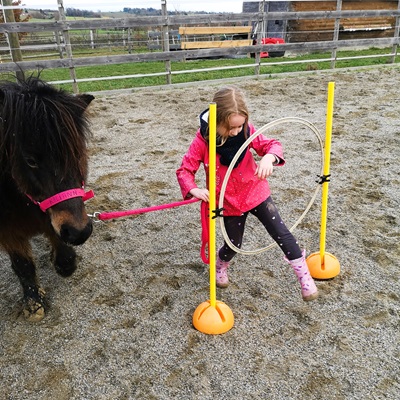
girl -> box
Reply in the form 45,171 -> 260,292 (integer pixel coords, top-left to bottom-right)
176,86 -> 318,301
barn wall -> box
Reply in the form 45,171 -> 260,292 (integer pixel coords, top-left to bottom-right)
289,0 -> 398,42
243,1 -> 398,42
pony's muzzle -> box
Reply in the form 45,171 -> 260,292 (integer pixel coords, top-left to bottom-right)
59,220 -> 93,245
49,205 -> 93,245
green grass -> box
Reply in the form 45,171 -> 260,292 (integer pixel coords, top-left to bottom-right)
6,46 -> 400,92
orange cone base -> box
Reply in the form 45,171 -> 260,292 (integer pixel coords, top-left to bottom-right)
307,252 -> 340,280
193,300 -> 234,335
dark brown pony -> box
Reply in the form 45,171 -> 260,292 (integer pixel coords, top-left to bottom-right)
0,76 -> 94,321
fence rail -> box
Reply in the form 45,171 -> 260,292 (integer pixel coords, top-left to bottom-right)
1,10 -> 400,33
0,1 -> 399,92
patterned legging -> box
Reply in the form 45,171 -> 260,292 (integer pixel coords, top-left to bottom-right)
218,196 -> 302,262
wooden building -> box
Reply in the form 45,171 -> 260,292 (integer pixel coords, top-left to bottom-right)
243,1 -> 399,42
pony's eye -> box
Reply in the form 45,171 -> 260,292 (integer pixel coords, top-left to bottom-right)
25,157 -> 39,169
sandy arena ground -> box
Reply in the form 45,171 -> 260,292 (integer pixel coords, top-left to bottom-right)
0,65 -> 399,399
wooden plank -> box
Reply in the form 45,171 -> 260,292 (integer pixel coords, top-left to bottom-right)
342,24 -> 393,31
181,40 -> 252,50
179,26 -> 252,35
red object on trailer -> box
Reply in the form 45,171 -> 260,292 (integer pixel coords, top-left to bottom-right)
259,37 -> 285,58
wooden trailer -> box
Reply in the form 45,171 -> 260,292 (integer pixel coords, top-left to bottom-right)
178,26 -> 252,50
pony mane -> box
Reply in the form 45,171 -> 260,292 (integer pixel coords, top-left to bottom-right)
0,76 -> 92,175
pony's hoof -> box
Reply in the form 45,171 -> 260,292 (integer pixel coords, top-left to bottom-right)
22,288 -> 46,322
23,303 -> 45,322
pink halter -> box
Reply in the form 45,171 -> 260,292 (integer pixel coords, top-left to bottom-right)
27,184 -> 94,212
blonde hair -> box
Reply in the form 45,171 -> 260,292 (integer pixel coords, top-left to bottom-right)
205,86 -> 249,145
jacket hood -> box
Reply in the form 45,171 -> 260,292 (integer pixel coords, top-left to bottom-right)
199,108 -> 247,167
199,109 -> 209,139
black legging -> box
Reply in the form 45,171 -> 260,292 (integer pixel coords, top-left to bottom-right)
218,196 -> 302,262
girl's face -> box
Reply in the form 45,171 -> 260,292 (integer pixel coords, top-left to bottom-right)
217,113 -> 246,138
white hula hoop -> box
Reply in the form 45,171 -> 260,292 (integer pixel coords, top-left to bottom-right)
218,117 -> 324,255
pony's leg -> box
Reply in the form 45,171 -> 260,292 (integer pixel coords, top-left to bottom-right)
49,235 -> 77,277
9,252 -> 46,322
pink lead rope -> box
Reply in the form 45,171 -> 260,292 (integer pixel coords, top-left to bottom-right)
200,201 -> 210,264
29,189 -> 210,264
92,197 -> 211,264
95,197 -> 200,220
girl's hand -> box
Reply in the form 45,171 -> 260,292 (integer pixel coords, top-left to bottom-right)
190,188 -> 209,202
255,154 -> 276,179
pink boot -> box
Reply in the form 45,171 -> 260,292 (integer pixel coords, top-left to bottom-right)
216,257 -> 230,288
285,251 -> 318,301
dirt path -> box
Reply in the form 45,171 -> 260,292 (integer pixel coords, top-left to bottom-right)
1,66 -> 399,400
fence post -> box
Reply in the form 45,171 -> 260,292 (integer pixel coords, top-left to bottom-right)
54,31 -> 64,59
162,0 -> 171,84
127,28 -> 132,54
57,0 -> 79,93
331,0 -> 342,69
391,0 -> 400,63
254,0 -> 265,77
90,30 -> 95,49
1,0 -> 24,81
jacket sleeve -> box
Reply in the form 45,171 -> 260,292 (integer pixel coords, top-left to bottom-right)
176,134 -> 206,199
248,124 -> 285,166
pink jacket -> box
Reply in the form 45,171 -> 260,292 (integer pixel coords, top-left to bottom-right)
176,123 -> 285,216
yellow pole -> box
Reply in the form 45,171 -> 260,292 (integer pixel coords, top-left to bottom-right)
306,82 -> 340,279
208,103 -> 217,308
192,103 -> 234,334
320,82 -> 335,265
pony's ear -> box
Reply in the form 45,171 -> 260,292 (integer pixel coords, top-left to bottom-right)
77,94 -> 95,108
